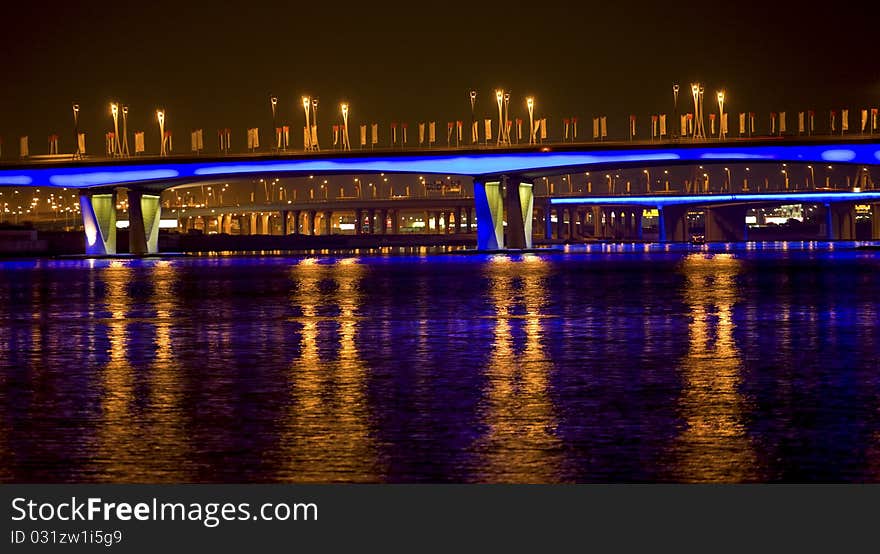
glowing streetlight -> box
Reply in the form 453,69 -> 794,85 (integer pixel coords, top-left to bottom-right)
341,102 -> 350,151
527,97 -> 535,145
270,95 -> 278,150
716,91 -> 725,140
724,167 -> 731,192
72,103 -> 80,157
302,96 -> 311,150
311,98 -> 319,150
121,105 -> 129,156
469,90 -> 477,143
110,102 -> 120,156
672,84 -> 680,138
495,89 -> 503,146
503,92 -> 511,144
643,169 -> 651,193
807,165 -> 815,189
157,109 -> 166,156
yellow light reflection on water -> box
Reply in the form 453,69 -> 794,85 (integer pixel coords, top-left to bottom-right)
475,255 -> 564,483
669,253 -> 759,482
277,258 -> 381,481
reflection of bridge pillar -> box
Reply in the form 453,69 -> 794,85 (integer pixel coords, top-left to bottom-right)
323,210 -> 332,235
474,179 -> 504,250
705,206 -> 748,242
658,205 -> 688,242
79,190 -> 117,255
504,178 -> 533,249
825,203 -> 856,240
127,190 -> 161,254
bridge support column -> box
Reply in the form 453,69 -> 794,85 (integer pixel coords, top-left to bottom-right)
308,210 -> 317,235
261,213 -> 272,235
391,210 -> 400,234
323,210 -> 333,235
544,206 -> 552,240
292,210 -> 301,235
249,213 -> 258,235
504,178 -> 533,249
474,179 -> 504,250
79,190 -> 117,255
223,214 -> 232,234
592,207 -> 603,239
825,203 -> 856,240
127,190 -> 161,255
658,205 -> 688,242
380,209 -> 389,234
355,209 -> 363,235
280,210 -> 289,235
705,206 -> 748,242
872,204 -> 880,240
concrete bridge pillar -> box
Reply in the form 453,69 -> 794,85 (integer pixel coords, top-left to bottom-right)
466,207 -> 473,233
127,190 -> 161,255
658,205 -> 688,242
355,209 -> 363,235
280,210 -> 289,235
592,207 -> 603,239
367,209 -> 376,234
308,210 -> 317,235
872,204 -> 880,240
292,210 -> 301,235
504,178 -> 533,249
323,210 -> 333,235
237,215 -> 247,235
474,180 -> 504,249
223,214 -> 232,234
261,213 -> 272,235
79,190 -> 118,255
391,210 -> 400,234
556,206 -> 566,240
705,206 -> 748,242
380,209 -> 388,234
825,203 -> 856,240
543,206 -> 553,240
455,206 -> 464,233
249,213 -> 258,235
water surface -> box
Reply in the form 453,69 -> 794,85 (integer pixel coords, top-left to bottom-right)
1,242 -> 879,482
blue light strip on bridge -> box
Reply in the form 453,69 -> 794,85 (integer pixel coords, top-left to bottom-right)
550,192 -> 880,206
0,142 -> 879,189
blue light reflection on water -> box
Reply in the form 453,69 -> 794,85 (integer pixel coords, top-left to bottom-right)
1,242 -> 879,482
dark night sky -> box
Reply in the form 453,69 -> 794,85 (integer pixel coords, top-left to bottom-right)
1,0 -> 878,153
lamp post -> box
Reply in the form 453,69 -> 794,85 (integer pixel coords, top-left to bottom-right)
724,167 -> 731,192
72,103 -> 80,157
808,165 -> 815,190
527,97 -> 535,145
121,105 -> 129,156
503,92 -> 510,145
495,89 -> 503,146
690,84 -> 699,139
469,90 -> 476,144
302,96 -> 311,150
270,95 -> 278,150
643,169 -> 651,193
110,102 -> 120,157
311,98 -> 319,150
341,102 -> 350,151
716,91 -> 725,140
157,109 -> 166,156
672,84 -> 679,139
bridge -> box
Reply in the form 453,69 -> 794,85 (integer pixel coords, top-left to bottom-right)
2,137 -> 880,254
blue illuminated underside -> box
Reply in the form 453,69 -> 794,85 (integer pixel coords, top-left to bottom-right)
0,143 -> 879,189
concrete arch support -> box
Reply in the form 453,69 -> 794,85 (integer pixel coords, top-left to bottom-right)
505,179 -> 534,249
475,180 -> 504,250
79,191 -> 117,255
